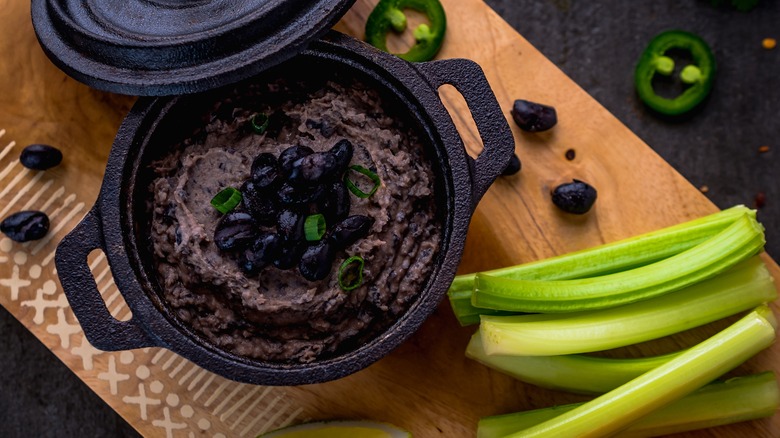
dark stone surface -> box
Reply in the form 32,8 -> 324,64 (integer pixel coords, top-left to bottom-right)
0,306 -> 140,437
1,1 -> 778,435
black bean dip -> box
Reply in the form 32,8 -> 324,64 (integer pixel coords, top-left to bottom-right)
148,77 -> 441,363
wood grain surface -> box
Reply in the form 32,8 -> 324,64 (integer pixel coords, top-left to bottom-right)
0,0 -> 777,436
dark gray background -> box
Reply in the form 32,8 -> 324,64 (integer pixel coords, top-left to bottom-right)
1,0 -> 778,436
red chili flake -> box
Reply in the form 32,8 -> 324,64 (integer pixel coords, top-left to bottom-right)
755,192 -> 767,209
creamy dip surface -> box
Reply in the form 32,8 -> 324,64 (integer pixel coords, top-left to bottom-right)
148,77 -> 441,363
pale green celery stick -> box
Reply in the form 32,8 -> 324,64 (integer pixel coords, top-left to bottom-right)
473,214 -> 765,312
480,256 -> 775,356
448,291 -> 514,326
501,305 -> 777,437
466,331 -> 679,394
477,372 -> 779,438
448,206 -> 755,325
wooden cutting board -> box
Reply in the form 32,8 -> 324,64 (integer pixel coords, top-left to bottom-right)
1,0 -> 777,437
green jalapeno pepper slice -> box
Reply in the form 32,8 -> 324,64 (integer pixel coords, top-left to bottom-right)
365,0 -> 446,62
635,30 -> 716,116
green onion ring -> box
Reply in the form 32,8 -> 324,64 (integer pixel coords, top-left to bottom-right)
344,165 -> 381,198
304,214 -> 327,241
339,256 -> 365,291
250,113 -> 270,134
210,187 -> 242,214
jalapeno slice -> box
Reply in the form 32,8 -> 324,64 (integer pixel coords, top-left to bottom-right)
635,30 -> 716,116
365,0 -> 447,62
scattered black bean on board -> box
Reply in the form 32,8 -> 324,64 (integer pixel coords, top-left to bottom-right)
19,144 -> 63,170
551,179 -> 598,214
501,154 -> 522,176
511,99 -> 558,132
0,210 -> 50,242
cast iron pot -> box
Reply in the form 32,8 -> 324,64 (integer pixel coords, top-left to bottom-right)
55,32 -> 515,386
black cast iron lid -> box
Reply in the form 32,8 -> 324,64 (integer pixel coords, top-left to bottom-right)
31,0 -> 357,96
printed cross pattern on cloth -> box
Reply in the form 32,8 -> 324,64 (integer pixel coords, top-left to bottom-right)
0,129 -> 307,437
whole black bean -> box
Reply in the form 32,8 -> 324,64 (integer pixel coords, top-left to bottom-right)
318,180 -> 351,224
277,182 -> 325,206
551,179 -> 598,214
272,238 -> 306,270
502,154 -> 522,176
319,119 -> 335,138
214,211 -> 257,251
276,209 -> 306,242
240,232 -> 282,274
328,139 -> 354,174
287,152 -> 339,186
279,145 -> 314,176
0,210 -> 49,242
329,215 -> 374,249
298,241 -> 336,281
20,144 -> 63,170
511,99 -> 558,132
250,153 -> 280,189
241,180 -> 277,225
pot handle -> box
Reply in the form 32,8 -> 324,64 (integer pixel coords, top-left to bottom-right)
414,58 -> 516,209
55,207 -> 158,351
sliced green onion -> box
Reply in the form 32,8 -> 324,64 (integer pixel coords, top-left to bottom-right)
304,214 -> 326,241
473,213 -> 765,313
466,330 -> 680,394
448,205 -> 756,325
339,256 -> 365,291
497,305 -> 776,437
478,372 -> 780,438
345,165 -> 381,198
479,256 -> 776,356
250,113 -> 269,134
210,187 -> 242,214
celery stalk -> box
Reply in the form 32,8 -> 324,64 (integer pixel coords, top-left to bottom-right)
477,372 -> 780,438
501,305 -> 777,437
480,256 -> 776,356
466,331 -> 679,394
473,214 -> 765,312
449,206 -> 755,325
